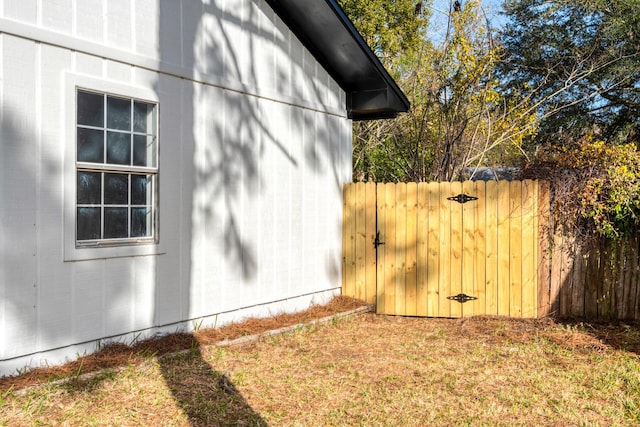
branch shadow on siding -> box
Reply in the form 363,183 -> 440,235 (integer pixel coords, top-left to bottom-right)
155,0 -> 346,422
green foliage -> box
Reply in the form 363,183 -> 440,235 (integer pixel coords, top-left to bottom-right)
574,141 -> 640,238
499,0 -> 640,146
530,139 -> 640,238
338,0 -> 429,65
344,0 -> 537,182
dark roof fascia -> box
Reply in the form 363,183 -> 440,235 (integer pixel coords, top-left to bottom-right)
264,0 -> 410,121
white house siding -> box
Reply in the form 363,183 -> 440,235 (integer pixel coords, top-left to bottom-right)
0,0 -> 351,375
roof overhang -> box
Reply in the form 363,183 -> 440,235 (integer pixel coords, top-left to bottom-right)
265,0 -> 410,121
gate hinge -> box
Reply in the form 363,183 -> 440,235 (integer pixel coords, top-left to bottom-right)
447,293 -> 478,304
447,193 -> 478,204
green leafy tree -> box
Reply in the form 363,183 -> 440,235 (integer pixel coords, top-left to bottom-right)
342,0 -> 537,182
339,0 -> 429,64
523,136 -> 640,238
499,0 -> 640,146
501,0 -> 640,237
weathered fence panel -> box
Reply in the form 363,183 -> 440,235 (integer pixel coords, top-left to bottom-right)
542,233 -> 640,320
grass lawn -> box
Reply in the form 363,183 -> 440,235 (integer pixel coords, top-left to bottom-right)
1,297 -> 640,426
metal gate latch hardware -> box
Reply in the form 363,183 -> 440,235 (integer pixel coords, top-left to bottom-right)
373,231 -> 385,249
447,293 -> 478,303
447,193 -> 478,204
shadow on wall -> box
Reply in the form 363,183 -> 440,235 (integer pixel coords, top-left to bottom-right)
155,0 -> 347,419
0,105 -> 70,369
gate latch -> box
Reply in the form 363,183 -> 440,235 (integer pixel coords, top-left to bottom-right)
447,193 -> 478,204
373,231 -> 385,249
447,293 -> 478,304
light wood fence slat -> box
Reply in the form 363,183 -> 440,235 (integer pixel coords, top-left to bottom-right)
405,183 -> 418,316
384,183 -> 397,315
485,181 -> 499,316
364,182 -> 377,304
416,183 -> 429,316
462,180 -> 477,317
497,180 -> 511,317
395,183 -> 408,316
355,182 -> 367,302
509,181 -> 523,317
450,181 -> 464,318
439,182 -> 453,318
375,184 -> 386,314
427,182 -> 440,317
473,180 -> 486,317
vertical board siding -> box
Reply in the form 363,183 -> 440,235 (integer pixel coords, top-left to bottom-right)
343,181 -> 540,319
1,0 -> 352,374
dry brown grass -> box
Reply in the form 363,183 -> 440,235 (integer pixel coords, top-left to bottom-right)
2,297 -> 640,426
0,296 -> 368,393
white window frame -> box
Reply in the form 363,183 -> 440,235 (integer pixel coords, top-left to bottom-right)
64,74 -> 163,261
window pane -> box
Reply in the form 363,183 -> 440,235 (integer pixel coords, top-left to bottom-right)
133,135 -> 156,167
77,171 -> 102,204
131,174 -> 151,205
104,173 -> 129,205
77,207 -> 101,240
106,131 -> 131,165
104,207 -> 128,238
131,207 -> 151,237
77,91 -> 104,127
107,96 -> 131,130
134,102 -> 155,133
77,128 -> 104,163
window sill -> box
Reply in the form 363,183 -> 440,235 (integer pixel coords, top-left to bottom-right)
64,242 -> 165,262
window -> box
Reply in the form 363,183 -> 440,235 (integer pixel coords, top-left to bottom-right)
75,89 -> 158,246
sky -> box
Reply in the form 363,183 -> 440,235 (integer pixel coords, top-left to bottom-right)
427,0 -> 506,43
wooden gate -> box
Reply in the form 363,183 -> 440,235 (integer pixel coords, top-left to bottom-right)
343,180 -> 546,318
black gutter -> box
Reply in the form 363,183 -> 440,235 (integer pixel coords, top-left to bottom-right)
264,0 -> 410,120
